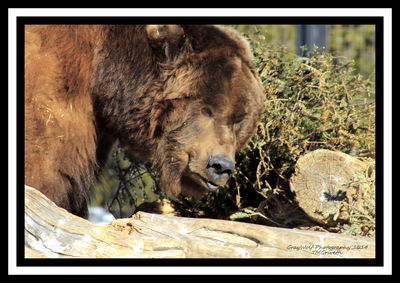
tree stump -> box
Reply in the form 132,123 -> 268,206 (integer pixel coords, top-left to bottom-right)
24,185 -> 375,258
290,149 -> 375,226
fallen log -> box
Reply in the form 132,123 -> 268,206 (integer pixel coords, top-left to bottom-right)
24,185 -> 375,258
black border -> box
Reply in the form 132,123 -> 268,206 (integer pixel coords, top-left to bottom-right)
16,16 -> 384,268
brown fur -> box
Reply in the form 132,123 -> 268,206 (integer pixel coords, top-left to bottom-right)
24,24 -> 265,217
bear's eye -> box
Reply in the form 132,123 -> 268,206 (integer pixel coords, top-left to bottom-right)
201,107 -> 213,118
232,113 -> 246,124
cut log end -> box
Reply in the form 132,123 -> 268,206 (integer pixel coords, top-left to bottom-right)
290,149 -> 375,227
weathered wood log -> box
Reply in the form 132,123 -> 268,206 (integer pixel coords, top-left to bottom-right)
290,149 -> 375,226
25,185 -> 375,258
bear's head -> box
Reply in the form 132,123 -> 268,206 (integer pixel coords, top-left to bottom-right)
137,25 -> 265,199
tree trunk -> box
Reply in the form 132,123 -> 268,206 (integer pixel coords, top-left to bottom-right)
25,185 -> 375,258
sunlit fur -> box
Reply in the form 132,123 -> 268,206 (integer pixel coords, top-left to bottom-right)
24,25 -> 265,217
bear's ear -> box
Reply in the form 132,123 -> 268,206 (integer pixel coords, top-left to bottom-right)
145,25 -> 185,61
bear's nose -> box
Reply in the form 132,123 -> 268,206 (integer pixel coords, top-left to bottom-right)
206,155 -> 235,182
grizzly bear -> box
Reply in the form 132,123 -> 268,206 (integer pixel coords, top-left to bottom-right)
24,24 -> 265,217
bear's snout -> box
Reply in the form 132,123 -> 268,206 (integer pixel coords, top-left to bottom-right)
206,154 -> 235,186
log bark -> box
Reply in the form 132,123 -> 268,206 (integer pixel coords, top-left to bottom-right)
25,185 -> 375,258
